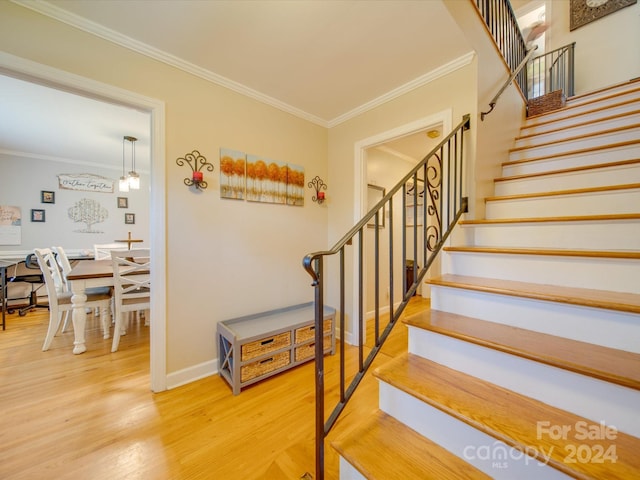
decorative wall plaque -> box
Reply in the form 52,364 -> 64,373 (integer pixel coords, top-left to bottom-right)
570,0 -> 637,31
58,173 -> 114,193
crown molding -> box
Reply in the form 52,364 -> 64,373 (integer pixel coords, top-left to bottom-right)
13,0 -> 329,127
14,0 -> 474,130
328,51 -> 475,128
0,148 -> 152,173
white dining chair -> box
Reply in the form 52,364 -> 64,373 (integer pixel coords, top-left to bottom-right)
34,248 -> 113,352
53,246 -> 115,338
93,243 -> 124,260
110,248 -> 150,352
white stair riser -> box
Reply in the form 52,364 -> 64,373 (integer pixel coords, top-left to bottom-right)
566,87 -> 640,108
525,89 -> 640,125
338,458 -> 365,480
379,382 -> 572,480
441,252 -> 640,294
509,129 -> 640,163
521,102 -> 640,137
408,329 -> 640,437
495,164 -> 640,195
506,142 -> 640,172
429,285 -> 640,353
485,189 -> 640,219
463,221 -> 640,250
515,112 -> 640,149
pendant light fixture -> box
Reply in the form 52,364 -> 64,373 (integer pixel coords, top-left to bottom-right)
119,136 -> 130,192
124,135 -> 140,190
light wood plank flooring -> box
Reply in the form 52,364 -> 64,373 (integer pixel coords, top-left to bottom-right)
0,297 -> 429,479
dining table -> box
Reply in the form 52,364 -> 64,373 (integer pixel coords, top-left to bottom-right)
66,258 -> 149,354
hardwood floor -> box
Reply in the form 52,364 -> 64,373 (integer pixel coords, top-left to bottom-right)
0,297 -> 429,479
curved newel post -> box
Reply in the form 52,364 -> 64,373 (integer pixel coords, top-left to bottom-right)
302,253 -> 326,480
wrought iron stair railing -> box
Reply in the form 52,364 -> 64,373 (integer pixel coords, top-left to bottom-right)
302,114 -> 471,480
475,0 -> 575,119
528,42 -> 576,100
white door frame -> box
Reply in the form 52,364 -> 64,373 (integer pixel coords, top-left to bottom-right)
0,51 -> 167,392
350,108 -> 452,345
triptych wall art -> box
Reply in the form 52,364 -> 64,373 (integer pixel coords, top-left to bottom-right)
219,148 -> 304,206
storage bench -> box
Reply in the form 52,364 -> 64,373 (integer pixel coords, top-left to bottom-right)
217,302 -> 336,395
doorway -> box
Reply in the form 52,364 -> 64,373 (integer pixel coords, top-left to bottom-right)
0,52 -> 167,391
351,108 -> 452,344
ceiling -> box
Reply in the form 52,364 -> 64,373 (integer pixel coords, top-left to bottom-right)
0,0 -> 475,170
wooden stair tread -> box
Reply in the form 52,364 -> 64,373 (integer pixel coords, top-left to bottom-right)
443,246 -> 640,260
495,158 -> 640,183
510,123 -> 640,153
460,213 -> 640,225
526,84 -> 640,122
403,309 -> 640,390
485,182 -> 640,202
331,411 -> 491,480
374,353 -> 640,480
517,109 -> 640,141
503,139 -> 640,167
426,274 -> 640,314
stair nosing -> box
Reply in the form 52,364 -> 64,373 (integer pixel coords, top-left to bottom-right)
402,309 -> 640,390
460,213 -> 640,225
525,85 -> 640,123
510,123 -> 640,154
331,410 -> 492,479
443,246 -> 640,260
494,158 -> 640,183
375,353 -> 640,480
426,274 -> 640,314
503,139 -> 640,167
517,109 -> 640,141
485,182 -> 640,202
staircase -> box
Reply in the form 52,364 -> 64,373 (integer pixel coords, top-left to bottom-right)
331,80 -> 640,479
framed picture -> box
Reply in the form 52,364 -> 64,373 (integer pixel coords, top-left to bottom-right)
41,191 -> 55,204
406,179 -> 425,227
125,213 -> 135,225
366,184 -> 386,228
117,197 -> 128,208
31,209 -> 46,222
570,0 -> 637,31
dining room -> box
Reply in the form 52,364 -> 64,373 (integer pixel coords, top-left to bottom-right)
0,72 -> 151,357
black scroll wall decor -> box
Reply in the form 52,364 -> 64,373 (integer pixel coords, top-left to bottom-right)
177,150 -> 214,190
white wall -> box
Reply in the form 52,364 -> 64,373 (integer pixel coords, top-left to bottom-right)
0,153 -> 150,255
546,0 -> 640,95
0,1 -> 328,381
327,62 -> 476,341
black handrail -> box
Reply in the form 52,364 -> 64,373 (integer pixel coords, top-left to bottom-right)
303,114 -> 470,479
481,45 -> 539,120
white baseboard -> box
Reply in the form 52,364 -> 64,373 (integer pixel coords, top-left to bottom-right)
166,359 -> 218,390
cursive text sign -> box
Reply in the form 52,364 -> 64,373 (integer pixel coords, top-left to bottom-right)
57,174 -> 114,193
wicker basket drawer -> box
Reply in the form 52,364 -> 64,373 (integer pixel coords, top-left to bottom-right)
294,336 -> 332,363
295,319 -> 333,344
241,331 -> 291,361
241,351 -> 290,382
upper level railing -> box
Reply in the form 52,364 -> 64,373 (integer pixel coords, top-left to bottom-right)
474,0 -> 528,94
302,114 -> 470,480
475,0 -> 575,119
528,42 -> 576,100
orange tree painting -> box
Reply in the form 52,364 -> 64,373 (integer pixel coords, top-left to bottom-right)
287,163 -> 305,206
247,155 -> 287,204
220,148 -> 246,199
226,152 -> 304,205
